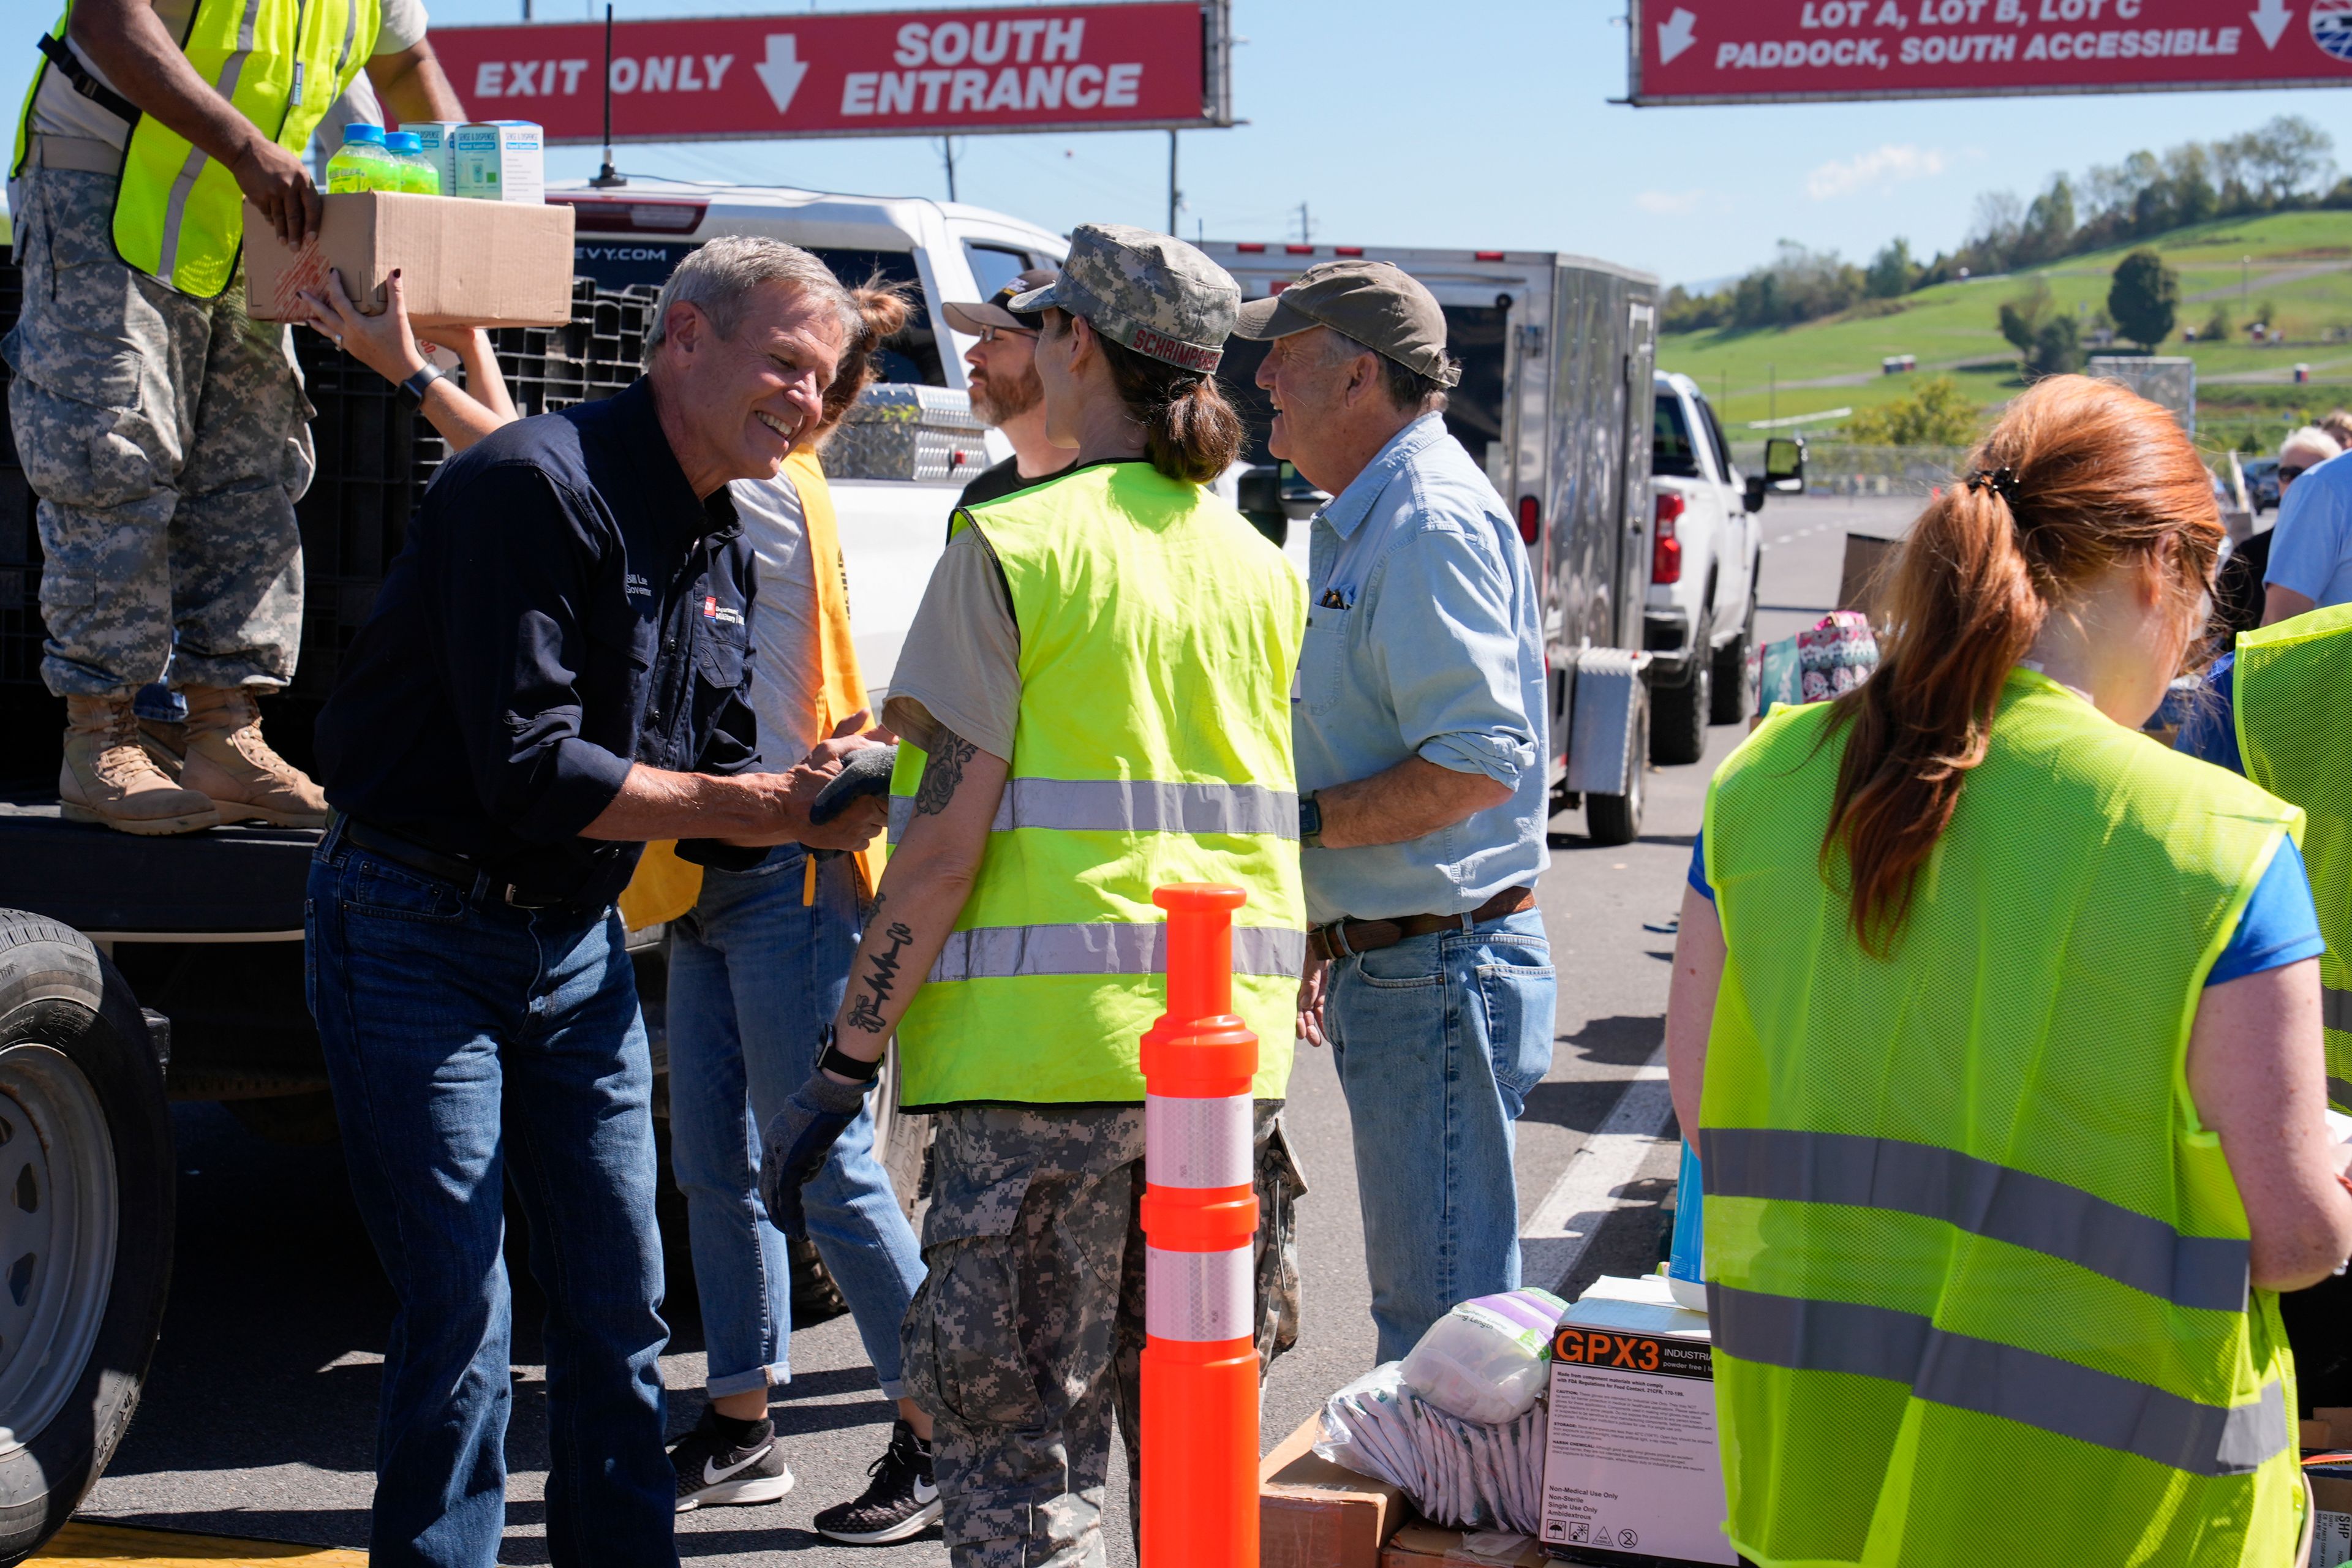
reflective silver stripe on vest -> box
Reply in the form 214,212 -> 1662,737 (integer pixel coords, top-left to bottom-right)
927,922 -> 1306,984
1708,1283 -> 2290,1477
2326,987 -> 2352,1035
157,0 -> 269,288
1699,1128 -> 2248,1313
889,779 -> 1297,847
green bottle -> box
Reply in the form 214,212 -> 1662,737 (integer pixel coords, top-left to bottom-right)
383,131 -> 440,195
325,123 -> 391,193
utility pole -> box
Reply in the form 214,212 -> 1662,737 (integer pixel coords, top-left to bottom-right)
1295,202 -> 1313,244
1167,130 -> 1180,235
941,137 -> 958,203
1769,363 -> 1777,427
2243,255 -> 2251,304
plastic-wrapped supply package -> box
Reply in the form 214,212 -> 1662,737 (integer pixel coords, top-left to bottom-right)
1401,1289 -> 1569,1424
1314,1364 -> 1548,1535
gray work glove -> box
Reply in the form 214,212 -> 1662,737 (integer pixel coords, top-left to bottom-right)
758,1067 -> 871,1241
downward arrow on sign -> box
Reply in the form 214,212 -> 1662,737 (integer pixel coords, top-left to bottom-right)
755,34 -> 810,115
1658,7 -> 1699,64
2250,0 -> 2294,48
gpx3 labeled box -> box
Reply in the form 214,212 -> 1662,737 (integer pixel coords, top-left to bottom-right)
1540,1275 -> 1739,1566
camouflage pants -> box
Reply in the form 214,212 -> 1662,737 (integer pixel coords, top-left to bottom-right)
902,1101 -> 1305,1568
3,161 -> 313,697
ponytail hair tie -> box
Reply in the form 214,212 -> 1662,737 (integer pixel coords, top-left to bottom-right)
1966,466 -> 2022,508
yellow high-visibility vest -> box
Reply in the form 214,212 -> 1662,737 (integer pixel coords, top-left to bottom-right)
2234,603 -> 2352,1112
887,461 -> 1306,1108
1702,669 -> 2304,1567
15,0 -> 379,298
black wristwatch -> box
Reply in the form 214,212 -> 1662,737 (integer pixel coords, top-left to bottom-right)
399,361 -> 448,407
1299,792 -> 1324,850
816,1024 -> 883,1086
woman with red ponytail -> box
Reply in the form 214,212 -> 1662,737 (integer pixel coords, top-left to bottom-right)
1664,374 -> 2352,1567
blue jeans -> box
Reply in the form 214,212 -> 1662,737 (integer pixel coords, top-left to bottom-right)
666,848 -> 925,1400
1327,906 -> 1556,1365
306,831 -> 677,1568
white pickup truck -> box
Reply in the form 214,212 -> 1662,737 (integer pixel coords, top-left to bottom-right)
1643,372 -> 1801,765
551,178 -> 1071,697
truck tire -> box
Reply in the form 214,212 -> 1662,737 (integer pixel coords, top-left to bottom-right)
1650,619 -> 1711,767
1710,590 -> 1759,727
0,913 -> 173,1566
1586,693 -> 1648,847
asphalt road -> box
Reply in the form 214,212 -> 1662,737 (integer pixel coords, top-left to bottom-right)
74,494 -> 1919,1564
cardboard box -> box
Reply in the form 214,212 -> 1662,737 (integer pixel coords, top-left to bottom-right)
1539,1276 -> 1737,1566
243,192 -> 575,330
1262,1411 -> 1411,1568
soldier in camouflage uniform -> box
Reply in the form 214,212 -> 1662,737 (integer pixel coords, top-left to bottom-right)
7,0 -> 462,833
758,224 -> 1311,1566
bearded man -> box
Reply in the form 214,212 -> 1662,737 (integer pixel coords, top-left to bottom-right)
942,267 -> 1076,508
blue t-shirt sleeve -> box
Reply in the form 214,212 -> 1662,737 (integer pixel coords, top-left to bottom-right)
2265,462 -> 2352,601
2209,835 -> 2327,987
2173,654 -> 2245,776
1685,810 -> 2319,988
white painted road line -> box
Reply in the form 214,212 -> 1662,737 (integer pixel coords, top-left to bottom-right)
1518,1047 -> 1676,1291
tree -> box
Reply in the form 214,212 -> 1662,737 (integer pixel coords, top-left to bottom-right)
2108,249 -> 2180,350
1844,376 -> 1983,446
2029,315 -> 2084,380
1999,277 -> 2055,359
2018,176 -> 2078,265
1866,238 -> 1917,300
2204,304 -> 2234,343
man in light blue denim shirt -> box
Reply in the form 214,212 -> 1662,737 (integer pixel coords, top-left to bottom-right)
1236,261 -> 1556,1362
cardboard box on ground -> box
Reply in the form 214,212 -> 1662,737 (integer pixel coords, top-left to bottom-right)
242,193 -> 576,330
2302,1408 -> 2352,1567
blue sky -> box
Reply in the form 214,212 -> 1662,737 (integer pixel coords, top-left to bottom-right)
11,0 -> 2350,287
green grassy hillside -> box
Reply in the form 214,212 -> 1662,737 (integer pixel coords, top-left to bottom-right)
1664,211 -> 2352,451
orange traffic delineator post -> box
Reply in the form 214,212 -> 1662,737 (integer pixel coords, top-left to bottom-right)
1140,883 -> 1261,1568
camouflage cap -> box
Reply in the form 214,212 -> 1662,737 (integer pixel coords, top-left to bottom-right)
1008,223 -> 1239,374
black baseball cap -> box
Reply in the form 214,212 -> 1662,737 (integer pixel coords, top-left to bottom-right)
943,267 -> 1057,335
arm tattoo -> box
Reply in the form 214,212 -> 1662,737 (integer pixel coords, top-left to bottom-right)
844,921 -> 917,1034
913,728 -> 982,819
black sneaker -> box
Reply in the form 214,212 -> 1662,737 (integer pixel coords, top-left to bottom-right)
812,1419 -> 941,1545
668,1408 -> 793,1512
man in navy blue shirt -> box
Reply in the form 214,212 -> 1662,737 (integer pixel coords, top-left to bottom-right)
305,238 -> 884,1568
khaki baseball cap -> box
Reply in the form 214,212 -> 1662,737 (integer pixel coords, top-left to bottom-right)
942,267 -> 1057,335
1008,223 -> 1238,373
1232,260 -> 1460,388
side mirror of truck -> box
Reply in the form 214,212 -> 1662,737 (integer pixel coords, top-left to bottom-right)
1765,435 -> 1807,491
1745,475 -> 1770,514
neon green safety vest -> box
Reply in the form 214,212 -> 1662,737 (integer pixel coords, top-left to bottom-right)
1701,669 -> 2305,1567
15,0 -> 379,298
887,462 -> 1308,1109
2236,604 -> 2352,1114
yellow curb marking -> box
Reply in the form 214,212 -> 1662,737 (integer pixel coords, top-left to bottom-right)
31,1523 -> 366,1565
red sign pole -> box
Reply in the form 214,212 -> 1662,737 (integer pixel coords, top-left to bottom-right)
1630,0 -> 2352,104
428,1 -> 1227,145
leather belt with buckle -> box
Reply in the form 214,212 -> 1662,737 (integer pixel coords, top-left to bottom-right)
1308,884 -> 1539,963
331,813 -> 576,911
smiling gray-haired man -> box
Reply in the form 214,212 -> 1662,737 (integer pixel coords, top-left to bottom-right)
305,236 -> 886,1568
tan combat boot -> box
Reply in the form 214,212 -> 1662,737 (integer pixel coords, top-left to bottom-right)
179,684 -> 329,829
138,714 -> 188,778
59,693 -> 220,835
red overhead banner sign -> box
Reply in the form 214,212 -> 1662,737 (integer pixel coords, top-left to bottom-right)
1629,0 -> 2352,102
427,1 -> 1229,144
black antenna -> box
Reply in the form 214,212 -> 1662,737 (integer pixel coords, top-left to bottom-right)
590,3 -> 625,187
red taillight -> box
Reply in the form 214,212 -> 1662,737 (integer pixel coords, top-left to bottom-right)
1517,495 -> 1540,545
548,197 -> 707,233
1653,492 -> 1685,584
1476,250 -> 1507,261
1285,244 -> 1314,255
1335,245 -> 1365,257
1236,242 -> 1267,253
